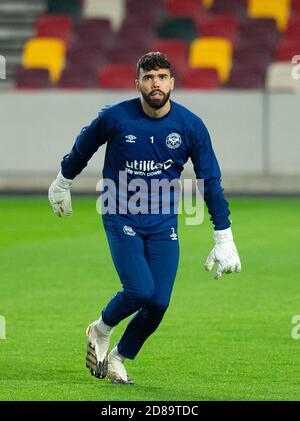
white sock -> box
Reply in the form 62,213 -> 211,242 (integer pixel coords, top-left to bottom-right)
110,345 -> 125,362
97,317 -> 113,335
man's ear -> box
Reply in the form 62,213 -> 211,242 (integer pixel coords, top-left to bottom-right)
135,79 -> 140,92
171,77 -> 175,91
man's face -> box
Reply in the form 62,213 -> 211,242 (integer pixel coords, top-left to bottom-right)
136,68 -> 174,110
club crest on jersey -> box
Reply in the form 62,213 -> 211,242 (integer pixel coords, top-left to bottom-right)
123,225 -> 136,236
166,133 -> 182,149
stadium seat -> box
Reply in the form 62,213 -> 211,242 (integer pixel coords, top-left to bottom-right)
164,0 -> 204,18
210,0 -> 247,17
226,69 -> 265,89
118,24 -> 155,48
247,0 -> 291,31
180,68 -> 220,89
125,0 -> 165,22
151,40 -> 189,73
189,37 -> 233,82
283,22 -> 300,41
158,18 -> 198,43
22,37 -> 66,82
83,0 -> 124,32
239,18 -> 279,48
98,64 -> 136,89
15,68 -> 52,89
107,44 -> 147,65
233,47 -> 274,70
57,68 -> 97,89
266,62 -> 300,92
195,15 -> 239,45
36,15 -> 73,47
202,0 -> 214,8
276,40 -> 300,61
48,0 -> 82,18
66,46 -> 107,76
291,0 -> 300,14
77,18 -> 112,37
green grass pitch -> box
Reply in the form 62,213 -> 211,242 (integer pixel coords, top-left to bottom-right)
0,197 -> 300,401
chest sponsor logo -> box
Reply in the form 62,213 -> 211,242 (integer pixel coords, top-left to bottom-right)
166,133 -> 182,149
125,159 -> 174,176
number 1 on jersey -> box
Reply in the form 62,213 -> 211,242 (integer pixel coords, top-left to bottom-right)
150,136 -> 154,144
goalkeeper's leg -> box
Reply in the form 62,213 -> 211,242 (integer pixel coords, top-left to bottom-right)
86,221 -> 155,380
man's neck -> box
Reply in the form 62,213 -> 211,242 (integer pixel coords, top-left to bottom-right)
140,98 -> 171,119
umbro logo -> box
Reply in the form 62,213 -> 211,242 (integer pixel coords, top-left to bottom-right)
125,135 -> 137,143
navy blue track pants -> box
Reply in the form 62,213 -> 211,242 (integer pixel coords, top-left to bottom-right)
101,219 -> 179,360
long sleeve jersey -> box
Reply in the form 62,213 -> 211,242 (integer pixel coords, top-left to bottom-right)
61,97 -> 230,230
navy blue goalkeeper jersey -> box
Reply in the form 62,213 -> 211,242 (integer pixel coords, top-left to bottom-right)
61,97 -> 230,230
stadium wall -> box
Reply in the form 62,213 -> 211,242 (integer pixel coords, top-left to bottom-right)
0,91 -> 299,194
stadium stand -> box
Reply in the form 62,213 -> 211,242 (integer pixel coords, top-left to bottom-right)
22,37 -> 65,82
15,67 -> 52,89
180,67 -> 220,89
247,0 -> 290,31
98,64 -> 136,89
150,39 -> 189,75
3,0 -> 297,91
47,0 -> 82,18
158,17 -> 198,43
189,37 -> 233,82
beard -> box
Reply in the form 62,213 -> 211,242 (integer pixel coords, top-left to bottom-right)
141,89 -> 171,110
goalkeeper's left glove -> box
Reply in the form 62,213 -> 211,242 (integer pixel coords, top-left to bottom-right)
204,227 -> 241,280
48,171 -> 73,217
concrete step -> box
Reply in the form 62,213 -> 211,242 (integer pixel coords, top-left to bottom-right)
0,0 -> 47,15
0,14 -> 38,25
0,27 -> 34,42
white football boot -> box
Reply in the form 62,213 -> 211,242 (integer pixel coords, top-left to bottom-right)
107,346 -> 134,385
86,318 -> 113,379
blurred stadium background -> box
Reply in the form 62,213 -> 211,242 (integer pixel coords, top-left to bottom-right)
0,0 -> 299,193
1,0 -> 300,402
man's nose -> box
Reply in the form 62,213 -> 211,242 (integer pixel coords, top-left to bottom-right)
152,77 -> 160,88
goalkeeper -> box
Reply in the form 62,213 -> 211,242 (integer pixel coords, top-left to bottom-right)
48,52 -> 241,385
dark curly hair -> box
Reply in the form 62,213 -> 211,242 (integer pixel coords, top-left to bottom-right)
136,52 -> 171,77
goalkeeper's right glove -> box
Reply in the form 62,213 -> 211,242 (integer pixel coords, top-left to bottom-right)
48,171 -> 73,217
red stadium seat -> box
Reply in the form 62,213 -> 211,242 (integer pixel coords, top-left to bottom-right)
292,0 -> 300,14
164,0 -> 204,18
180,68 -> 220,89
276,40 -> 300,61
195,15 -> 239,45
98,64 -> 136,89
151,39 -> 189,73
36,15 -> 72,47
15,68 -> 52,89
283,23 -> 300,42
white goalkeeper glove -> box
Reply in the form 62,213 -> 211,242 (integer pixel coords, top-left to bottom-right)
204,227 -> 241,280
48,171 -> 73,217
